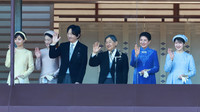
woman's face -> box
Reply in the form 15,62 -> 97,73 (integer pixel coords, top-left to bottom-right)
14,36 -> 25,47
44,35 -> 52,48
139,36 -> 150,49
174,40 -> 184,51
105,37 -> 118,51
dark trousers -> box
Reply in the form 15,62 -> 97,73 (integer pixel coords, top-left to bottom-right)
63,73 -> 72,84
103,78 -> 113,84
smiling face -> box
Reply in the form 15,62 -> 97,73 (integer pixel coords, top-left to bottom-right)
14,35 -> 25,48
174,40 -> 184,52
105,37 -> 118,51
44,35 -> 53,48
139,36 -> 151,49
67,28 -> 78,43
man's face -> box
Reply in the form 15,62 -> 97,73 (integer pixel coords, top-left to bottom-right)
67,28 -> 78,43
105,37 -> 118,51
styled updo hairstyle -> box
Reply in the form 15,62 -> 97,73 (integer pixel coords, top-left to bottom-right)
139,32 -> 151,41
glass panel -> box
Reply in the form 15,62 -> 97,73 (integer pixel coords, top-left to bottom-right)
22,13 -> 50,19
23,6 -> 50,11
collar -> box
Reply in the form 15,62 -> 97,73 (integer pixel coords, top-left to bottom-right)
141,47 -> 150,51
70,40 -> 78,48
108,48 -> 117,56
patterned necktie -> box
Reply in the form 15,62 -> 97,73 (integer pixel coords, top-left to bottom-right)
69,43 -> 74,60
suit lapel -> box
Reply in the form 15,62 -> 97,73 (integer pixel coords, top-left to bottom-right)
105,51 -> 110,69
66,42 -> 70,62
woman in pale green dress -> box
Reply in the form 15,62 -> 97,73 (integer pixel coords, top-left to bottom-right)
5,31 -> 34,85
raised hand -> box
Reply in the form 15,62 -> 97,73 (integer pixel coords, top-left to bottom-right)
35,47 -> 41,58
134,44 -> 140,57
168,48 -> 174,61
52,33 -> 61,45
92,42 -> 102,54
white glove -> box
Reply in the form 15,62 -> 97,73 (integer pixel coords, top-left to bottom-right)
41,73 -> 54,83
139,72 -> 143,76
143,71 -> 149,78
45,75 -> 54,81
139,69 -> 150,78
18,77 -> 24,83
181,76 -> 188,84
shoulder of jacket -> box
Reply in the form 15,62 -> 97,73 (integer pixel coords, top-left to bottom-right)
98,51 -> 107,55
184,52 -> 192,57
24,49 -> 32,54
78,42 -> 87,48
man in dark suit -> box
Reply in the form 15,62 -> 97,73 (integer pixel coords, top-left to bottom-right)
49,25 -> 87,84
89,35 -> 129,84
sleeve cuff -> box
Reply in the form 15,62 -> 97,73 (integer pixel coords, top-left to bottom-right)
50,44 -> 56,46
91,53 -> 97,57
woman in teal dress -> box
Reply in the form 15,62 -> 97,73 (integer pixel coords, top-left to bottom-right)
164,34 -> 196,84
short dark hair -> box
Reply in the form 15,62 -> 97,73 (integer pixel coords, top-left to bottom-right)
174,37 -> 185,44
104,35 -> 117,42
139,32 -> 151,41
67,25 -> 81,39
14,31 -> 26,40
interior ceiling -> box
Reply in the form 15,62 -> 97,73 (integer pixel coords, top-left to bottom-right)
1,0 -> 200,3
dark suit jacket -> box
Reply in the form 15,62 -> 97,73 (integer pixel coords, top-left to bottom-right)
89,50 -> 129,84
49,41 -> 88,83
